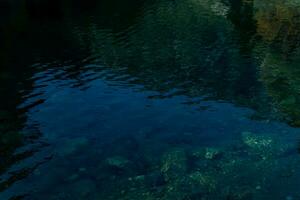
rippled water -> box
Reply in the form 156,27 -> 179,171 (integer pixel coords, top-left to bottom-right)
1,0 -> 300,199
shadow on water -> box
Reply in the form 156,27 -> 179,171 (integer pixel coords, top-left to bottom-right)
1,0 -> 300,199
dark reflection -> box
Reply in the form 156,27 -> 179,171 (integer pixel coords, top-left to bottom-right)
25,0 -> 63,19
255,1 -> 300,126
227,0 -> 256,34
0,0 -> 72,192
65,0 -> 271,117
0,0 -> 149,193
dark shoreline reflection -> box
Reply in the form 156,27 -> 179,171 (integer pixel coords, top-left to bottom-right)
1,0 -> 300,199
0,0 -> 150,195
0,0 -> 276,121
255,1 -> 300,126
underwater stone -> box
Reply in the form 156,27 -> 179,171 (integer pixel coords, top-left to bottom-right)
128,171 -> 165,188
205,148 -> 222,160
189,171 -> 217,192
161,148 -> 187,181
79,167 -> 86,172
192,147 -> 222,160
105,156 -> 130,169
163,177 -> 193,200
191,148 -> 204,158
58,137 -> 89,157
242,131 -> 274,159
242,132 -> 273,150
118,189 -> 156,200
133,175 -> 145,181
225,186 -> 254,200
229,191 -> 253,200
128,175 -> 145,183
67,174 -> 79,181
241,131 -> 290,159
163,175 -> 211,200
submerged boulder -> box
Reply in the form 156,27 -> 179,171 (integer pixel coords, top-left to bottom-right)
242,131 -> 273,150
241,131 -> 291,159
204,148 -> 222,160
57,137 -> 89,157
161,148 -> 187,181
105,156 -> 130,169
192,147 -> 222,160
189,171 -> 217,192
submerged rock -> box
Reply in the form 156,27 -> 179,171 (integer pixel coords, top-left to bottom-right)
242,131 -> 275,159
189,171 -> 217,192
67,174 -> 79,181
58,137 -> 89,157
105,156 -> 130,169
117,189 -> 156,200
204,148 -> 222,160
162,174 -> 213,200
242,132 -> 273,150
191,147 -> 222,161
161,148 -> 187,181
225,186 -> 254,200
241,131 -> 291,159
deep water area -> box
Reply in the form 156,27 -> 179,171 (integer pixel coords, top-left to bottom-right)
1,0 -> 300,199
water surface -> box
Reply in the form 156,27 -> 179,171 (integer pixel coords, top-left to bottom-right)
1,0 -> 300,199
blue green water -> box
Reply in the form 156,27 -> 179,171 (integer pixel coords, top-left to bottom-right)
1,0 -> 300,199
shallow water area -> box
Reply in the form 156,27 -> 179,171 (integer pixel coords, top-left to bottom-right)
1,0 -> 300,199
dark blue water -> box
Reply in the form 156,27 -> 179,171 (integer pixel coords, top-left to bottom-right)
1,0 -> 300,199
